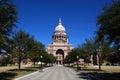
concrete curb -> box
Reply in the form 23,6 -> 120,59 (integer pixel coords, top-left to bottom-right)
15,67 -> 50,80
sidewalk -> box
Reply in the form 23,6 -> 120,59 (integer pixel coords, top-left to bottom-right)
15,67 -> 50,80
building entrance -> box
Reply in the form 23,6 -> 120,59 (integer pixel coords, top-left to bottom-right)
56,49 -> 64,65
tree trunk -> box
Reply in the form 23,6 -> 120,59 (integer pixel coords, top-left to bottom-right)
99,56 -> 101,71
33,61 -> 35,67
18,56 -> 21,71
84,63 -> 85,68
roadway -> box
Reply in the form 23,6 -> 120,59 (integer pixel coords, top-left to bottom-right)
16,65 -> 94,80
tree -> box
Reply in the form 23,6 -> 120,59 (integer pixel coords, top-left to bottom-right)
48,54 -> 56,64
81,37 -> 113,66
0,55 -> 13,66
97,1 -> 120,49
81,38 -> 97,65
0,0 -> 17,54
12,30 -> 32,71
64,48 -> 89,64
81,39 -> 96,54
38,51 -> 56,66
28,40 -> 45,67
97,0 -> 120,63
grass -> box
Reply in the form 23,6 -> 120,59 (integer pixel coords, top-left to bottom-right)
0,65 -> 40,80
0,66 -> 18,72
80,65 -> 120,80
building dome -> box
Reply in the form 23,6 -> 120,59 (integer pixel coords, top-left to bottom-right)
52,19 -> 68,44
55,25 -> 65,31
55,19 -> 66,31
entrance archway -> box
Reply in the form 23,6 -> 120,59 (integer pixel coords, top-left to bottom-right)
56,49 -> 64,65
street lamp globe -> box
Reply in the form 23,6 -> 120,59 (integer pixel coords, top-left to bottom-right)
41,55 -> 43,59
77,56 -> 79,59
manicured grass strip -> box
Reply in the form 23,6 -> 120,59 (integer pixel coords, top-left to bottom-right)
12,67 -> 39,79
0,65 -> 40,80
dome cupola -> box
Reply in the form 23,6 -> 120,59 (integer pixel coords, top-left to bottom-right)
55,18 -> 66,31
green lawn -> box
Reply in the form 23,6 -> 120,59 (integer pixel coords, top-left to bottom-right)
0,65 -> 40,80
80,66 -> 120,80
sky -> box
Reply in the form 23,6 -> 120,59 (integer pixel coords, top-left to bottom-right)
13,0 -> 111,48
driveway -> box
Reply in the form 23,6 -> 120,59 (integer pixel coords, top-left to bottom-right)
15,65 -> 94,80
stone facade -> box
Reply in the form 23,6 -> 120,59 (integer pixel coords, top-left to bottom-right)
46,19 -> 72,64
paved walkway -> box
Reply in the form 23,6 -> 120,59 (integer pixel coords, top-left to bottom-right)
16,65 -> 93,80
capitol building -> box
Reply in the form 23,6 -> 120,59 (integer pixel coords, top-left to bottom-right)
46,19 -> 73,64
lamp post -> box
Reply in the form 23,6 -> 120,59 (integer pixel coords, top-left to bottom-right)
40,55 -> 43,70
96,46 -> 102,71
76,56 -> 79,70
68,59 -> 70,67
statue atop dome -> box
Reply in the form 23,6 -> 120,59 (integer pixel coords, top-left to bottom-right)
59,18 -> 62,25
